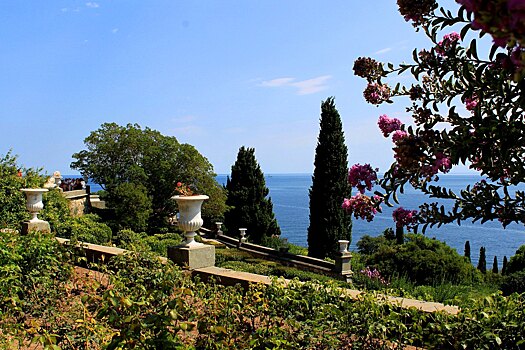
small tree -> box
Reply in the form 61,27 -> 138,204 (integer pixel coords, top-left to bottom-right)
308,97 -> 352,259
464,241 -> 471,262
224,147 -> 280,243
502,256 -> 508,275
492,255 -> 499,274
478,246 -> 487,273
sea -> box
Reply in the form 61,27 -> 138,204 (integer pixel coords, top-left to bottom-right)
216,174 -> 525,267
80,174 -> 525,266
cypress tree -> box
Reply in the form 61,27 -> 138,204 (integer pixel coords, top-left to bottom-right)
308,97 -> 352,259
477,246 -> 487,273
224,146 -> 280,244
464,240 -> 471,262
502,256 -> 508,275
492,255 -> 499,274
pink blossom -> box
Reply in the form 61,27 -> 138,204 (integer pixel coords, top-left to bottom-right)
363,83 -> 391,105
465,96 -> 478,111
342,193 -> 382,222
378,114 -> 402,137
435,152 -> 452,173
392,130 -> 408,143
347,163 -> 378,194
436,32 -> 461,56
392,207 -> 418,228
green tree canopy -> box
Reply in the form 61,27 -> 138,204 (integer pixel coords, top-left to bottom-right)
71,123 -> 226,232
308,97 -> 352,259
224,146 -> 280,243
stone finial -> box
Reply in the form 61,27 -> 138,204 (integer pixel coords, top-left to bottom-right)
239,228 -> 247,245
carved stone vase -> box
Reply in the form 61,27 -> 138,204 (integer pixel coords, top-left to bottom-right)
20,188 -> 48,223
173,195 -> 209,246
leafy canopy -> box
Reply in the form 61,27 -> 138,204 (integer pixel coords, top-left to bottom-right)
71,123 -> 226,232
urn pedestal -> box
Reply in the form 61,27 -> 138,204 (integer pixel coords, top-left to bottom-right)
169,195 -> 215,269
20,188 -> 50,234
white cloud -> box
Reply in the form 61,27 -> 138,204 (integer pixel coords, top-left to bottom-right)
374,47 -> 392,55
259,75 -> 331,95
86,2 -> 99,8
290,75 -> 331,95
260,77 -> 295,87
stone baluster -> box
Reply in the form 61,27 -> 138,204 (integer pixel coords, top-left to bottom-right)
335,239 -> 353,282
238,228 -> 247,246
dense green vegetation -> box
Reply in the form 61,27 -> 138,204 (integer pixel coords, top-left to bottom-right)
2,230 -> 525,349
223,146 -> 280,243
308,97 -> 352,259
71,123 -> 227,232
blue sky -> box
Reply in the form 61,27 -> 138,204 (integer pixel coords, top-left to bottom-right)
1,0 -> 470,175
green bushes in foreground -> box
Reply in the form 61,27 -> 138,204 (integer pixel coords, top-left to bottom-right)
2,235 -> 525,349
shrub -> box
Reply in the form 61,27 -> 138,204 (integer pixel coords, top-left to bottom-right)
500,271 -> 525,295
506,245 -> 525,275
361,234 -> 479,285
55,214 -> 112,244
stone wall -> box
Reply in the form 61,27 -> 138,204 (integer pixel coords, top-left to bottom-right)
63,190 -> 89,217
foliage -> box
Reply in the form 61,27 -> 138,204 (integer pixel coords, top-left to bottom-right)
0,230 -> 73,340
106,182 -> 152,232
0,151 -> 45,229
349,1 -> 525,233
464,240 -> 471,262
71,123 -> 227,232
500,270 -> 525,295
506,244 -> 525,274
260,234 -> 289,250
224,146 -> 280,243
308,97 -> 352,259
478,246 -> 487,273
359,233 -> 479,285
492,255 -> 499,274
41,188 -> 74,231
55,214 -> 112,245
3,231 -> 525,349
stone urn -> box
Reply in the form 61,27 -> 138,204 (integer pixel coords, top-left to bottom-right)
338,240 -> 350,253
20,188 -> 48,222
173,195 -> 209,246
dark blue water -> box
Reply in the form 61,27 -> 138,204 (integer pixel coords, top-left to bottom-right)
216,174 -> 525,266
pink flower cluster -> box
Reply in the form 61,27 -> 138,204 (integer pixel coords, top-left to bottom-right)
397,0 -> 438,25
436,32 -> 461,56
465,96 -> 478,111
353,57 -> 383,81
456,0 -> 525,48
392,207 -> 418,228
363,83 -> 391,105
378,114 -> 402,137
360,266 -> 388,285
342,194 -> 382,222
392,130 -> 408,143
421,152 -> 453,177
347,163 -> 378,194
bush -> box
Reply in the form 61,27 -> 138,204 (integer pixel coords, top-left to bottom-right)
501,271 -> 525,295
0,230 -> 72,320
55,214 -> 112,244
0,151 -> 45,229
360,234 -> 479,285
506,245 -> 525,275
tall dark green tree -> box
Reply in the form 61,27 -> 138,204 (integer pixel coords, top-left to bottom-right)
308,97 -> 352,259
464,240 -> 471,262
502,256 -> 508,275
492,256 -> 499,274
478,246 -> 487,274
224,146 -> 280,244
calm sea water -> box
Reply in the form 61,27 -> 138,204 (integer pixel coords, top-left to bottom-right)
216,174 -> 525,266
78,173 -> 525,265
